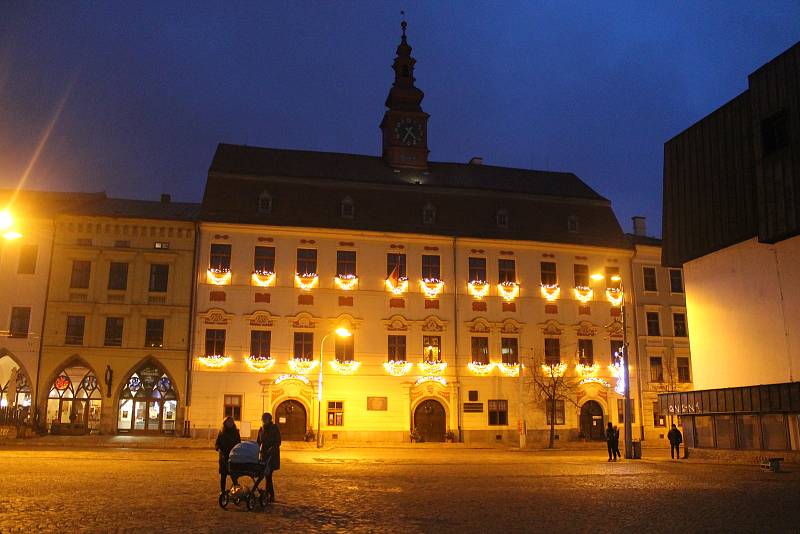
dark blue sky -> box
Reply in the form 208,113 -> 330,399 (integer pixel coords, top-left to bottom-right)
1,3 -> 798,236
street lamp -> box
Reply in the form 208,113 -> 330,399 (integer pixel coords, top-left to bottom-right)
0,210 -> 22,240
317,326 -> 351,448
591,272 -> 633,459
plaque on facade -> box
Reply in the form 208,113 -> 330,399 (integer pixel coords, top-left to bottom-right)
367,397 -> 388,411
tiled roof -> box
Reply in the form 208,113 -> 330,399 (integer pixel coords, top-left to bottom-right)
0,189 -> 107,218
65,197 -> 200,221
628,234 -> 662,247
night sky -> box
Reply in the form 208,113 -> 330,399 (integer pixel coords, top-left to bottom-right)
1,3 -> 798,236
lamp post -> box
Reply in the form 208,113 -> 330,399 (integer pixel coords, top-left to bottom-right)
0,210 -> 22,241
592,272 -> 633,459
317,327 -> 351,448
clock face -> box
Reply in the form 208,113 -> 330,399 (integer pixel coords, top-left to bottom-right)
394,118 -> 423,146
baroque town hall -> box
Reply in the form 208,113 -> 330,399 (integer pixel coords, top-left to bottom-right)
0,24 -> 691,444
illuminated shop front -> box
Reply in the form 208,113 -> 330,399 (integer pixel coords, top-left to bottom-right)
46,364 -> 102,434
117,361 -> 177,434
0,355 -> 32,420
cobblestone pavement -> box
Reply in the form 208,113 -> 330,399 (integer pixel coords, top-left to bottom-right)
0,446 -> 798,533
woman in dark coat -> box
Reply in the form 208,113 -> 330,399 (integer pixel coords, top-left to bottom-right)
257,412 -> 281,502
214,416 -> 241,493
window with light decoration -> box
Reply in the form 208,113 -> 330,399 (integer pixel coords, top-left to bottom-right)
677,357 -> 690,382
422,336 -> 441,362
9,307 -> 31,339
488,400 -> 508,426
646,312 -> 661,336
573,264 -> 589,287
643,266 -> 658,292
103,317 -> 123,346
223,394 -> 242,421
296,248 -> 317,274
669,269 -> 684,293
148,264 -> 169,292
327,401 -> 344,426
386,253 -> 406,278
673,313 -> 688,337
468,257 -> 486,282
578,339 -> 593,366
210,244 -> 232,271
546,400 -> 565,425
649,356 -> 664,382
422,255 -> 440,279
387,335 -> 406,361
254,246 -> 275,273
205,329 -> 226,356
501,337 -> 518,364
65,316 -> 85,345
610,340 -> 624,362
540,261 -> 557,286
544,338 -> 560,365
471,336 -> 489,365
108,262 -> 129,290
145,319 -> 164,348
17,244 -> 37,274
617,398 -> 635,423
293,332 -> 313,360
498,259 -> 516,284
336,250 -> 356,277
335,335 -> 354,362
605,266 -> 621,289
251,330 -> 271,358
70,260 -> 91,289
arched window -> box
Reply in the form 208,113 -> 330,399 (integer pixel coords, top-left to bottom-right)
46,364 -> 101,434
0,356 -> 31,419
341,196 -> 354,219
567,214 -> 579,233
118,361 -> 177,434
422,203 -> 436,225
496,209 -> 509,229
258,191 -> 272,214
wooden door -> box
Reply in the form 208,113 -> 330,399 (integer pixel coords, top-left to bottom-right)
580,401 -> 605,440
275,400 -> 307,441
414,399 -> 446,442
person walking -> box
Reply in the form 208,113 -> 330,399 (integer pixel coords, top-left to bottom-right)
257,412 -> 282,502
605,422 -> 616,462
214,416 -> 241,494
667,423 -> 683,460
612,425 -> 622,460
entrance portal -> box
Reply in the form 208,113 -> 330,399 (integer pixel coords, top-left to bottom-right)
413,399 -> 446,442
275,400 -> 306,441
46,365 -> 102,435
580,400 -> 605,440
117,361 -> 177,434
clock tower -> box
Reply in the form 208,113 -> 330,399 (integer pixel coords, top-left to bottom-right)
380,21 -> 430,170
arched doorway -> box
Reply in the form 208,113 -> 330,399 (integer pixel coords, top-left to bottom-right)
580,400 -> 605,440
46,364 -> 102,435
275,400 -> 306,441
0,355 -> 32,423
414,399 -> 446,442
117,361 -> 177,434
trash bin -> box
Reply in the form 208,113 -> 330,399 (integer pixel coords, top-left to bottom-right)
631,439 -> 642,459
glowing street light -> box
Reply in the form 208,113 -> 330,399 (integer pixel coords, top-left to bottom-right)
0,210 -> 22,240
317,326 -> 352,448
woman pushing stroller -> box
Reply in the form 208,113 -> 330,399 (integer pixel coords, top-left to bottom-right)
215,416 -> 241,494
257,412 -> 281,502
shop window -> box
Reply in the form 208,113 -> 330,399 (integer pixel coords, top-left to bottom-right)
327,401 -> 344,426
468,257 -> 486,282
578,339 -> 593,366
293,332 -> 313,360
47,365 -> 101,433
223,395 -> 242,421
386,253 -> 406,278
488,399 -> 508,426
17,244 -> 38,274
650,357 -> 664,382
70,260 -> 91,289
149,264 -> 169,292
108,262 -> 129,290
422,336 -> 441,362
254,246 -> 275,273
145,319 -> 164,348
673,313 -> 688,337
736,415 -> 760,449
205,329 -> 226,356
104,317 -> 124,347
335,335 -> 354,362
251,331 -> 271,358
715,415 -> 736,449
387,335 -> 406,361
669,269 -> 684,293
546,400 -> 565,425
677,357 -> 690,382
117,363 -> 177,433
422,255 -> 440,279
9,307 -> 31,338
694,415 -> 714,447
540,262 -> 557,285
646,312 -> 661,336
643,267 -> 657,292
617,398 -> 635,423
471,337 -> 489,365
761,414 -> 788,450
210,244 -> 232,271
653,402 -> 666,427
336,250 -> 357,277
501,337 -> 518,365
65,316 -> 85,345
573,264 -> 589,287
544,338 -> 560,365
296,248 -> 317,275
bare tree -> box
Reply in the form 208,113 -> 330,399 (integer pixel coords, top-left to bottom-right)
651,359 -> 680,426
527,356 -> 581,449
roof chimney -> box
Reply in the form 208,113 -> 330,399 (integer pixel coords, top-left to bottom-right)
160,194 -> 171,204
468,156 -> 483,165
632,216 -> 646,236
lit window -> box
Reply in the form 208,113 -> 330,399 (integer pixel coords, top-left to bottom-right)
422,336 -> 441,362
500,337 -> 518,364
578,339 -> 593,366
223,395 -> 242,421
653,402 -> 666,427
327,401 -> 344,426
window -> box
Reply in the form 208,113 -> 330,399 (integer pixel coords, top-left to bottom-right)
578,339 -> 593,366
488,400 -> 508,426
149,264 -> 169,292
544,338 -> 560,365
293,332 -> 314,360
646,312 -> 661,336
257,191 -> 272,214
468,257 -> 486,282
762,111 -> 789,156
617,398 -> 635,423
223,395 -> 242,421
673,313 -> 688,337
422,255 -> 440,279
114,240 -> 130,248
605,266 -> 621,288
104,317 -> 124,346
154,242 -> 169,249
386,253 -> 406,278
205,329 -> 225,356
65,316 -> 85,345
108,262 -> 129,290
9,307 -> 31,338
501,337 -> 518,364
496,209 -> 508,228
422,336 -> 441,361
210,244 -> 232,271
540,262 -> 557,285
546,400 -> 565,425
471,337 -> 489,364
70,260 -> 91,289
145,319 -> 164,348
251,331 -> 271,358
335,335 -> 354,362
341,197 -> 354,219
567,214 -> 579,233
650,357 -> 664,382
254,246 -> 275,273
643,267 -> 657,292
422,203 -> 436,224
296,248 -> 317,274
387,335 -> 406,361
573,264 -> 589,287
336,250 -> 356,277
653,402 -> 666,427
677,357 -> 690,382
17,244 -> 37,274
610,340 -> 624,362
669,269 -> 684,293
327,401 -> 344,426
498,259 -> 516,284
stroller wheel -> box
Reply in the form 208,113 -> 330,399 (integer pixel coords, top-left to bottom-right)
218,492 -> 229,510
259,489 -> 269,508
246,492 -> 256,511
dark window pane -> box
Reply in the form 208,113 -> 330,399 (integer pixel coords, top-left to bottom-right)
386,253 -> 406,278
498,259 -> 516,284
501,337 -> 518,364
388,335 -> 406,361
65,316 -> 85,345
296,248 -> 317,274
70,260 -> 91,289
145,319 -> 164,348
471,337 -> 489,364
251,330 -> 271,357
108,262 -> 129,290
544,338 -> 560,365
643,267 -> 657,292
335,335 -> 354,362
646,312 -> 661,336
546,400 -> 565,425
210,244 -> 232,271
9,307 -> 31,338
578,339 -> 593,365
673,313 -> 688,337
17,244 -> 38,274
677,357 -> 690,382
540,262 -> 557,285
650,357 -> 664,382
468,257 -> 486,282
104,317 -> 124,346
204,329 -> 225,356
422,255 -> 440,279
149,264 -> 169,292
669,269 -> 684,293
337,250 -> 357,277
254,247 -> 275,273
293,332 -> 314,359
573,264 -> 589,287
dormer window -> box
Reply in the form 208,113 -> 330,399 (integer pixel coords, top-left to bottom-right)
567,214 -> 579,233
341,196 -> 354,219
496,209 -> 509,229
258,191 -> 272,214
422,203 -> 436,225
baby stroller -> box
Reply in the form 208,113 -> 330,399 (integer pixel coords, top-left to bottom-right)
218,441 -> 272,511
